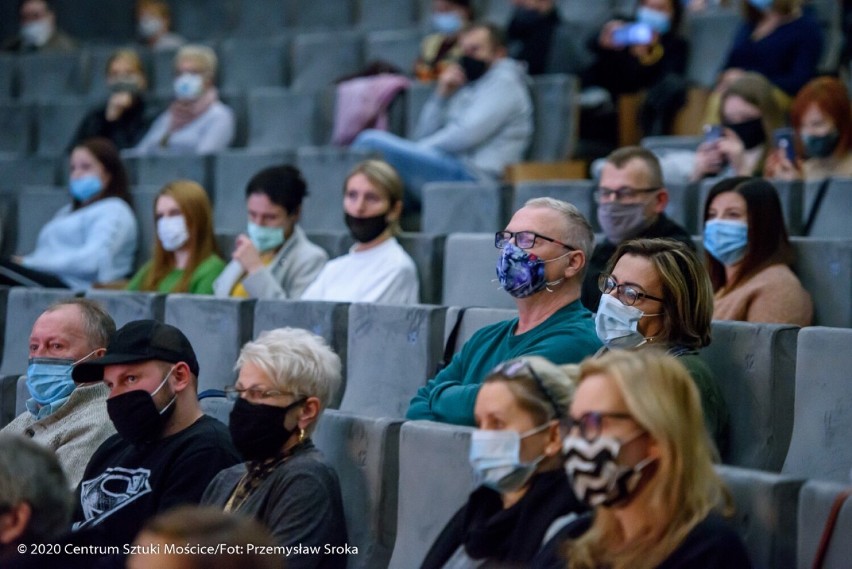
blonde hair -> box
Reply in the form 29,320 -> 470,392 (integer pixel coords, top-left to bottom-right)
721,72 -> 785,144
175,44 -> 217,81
142,180 -> 218,293
483,356 -> 576,423
344,159 -> 404,232
567,350 -> 730,569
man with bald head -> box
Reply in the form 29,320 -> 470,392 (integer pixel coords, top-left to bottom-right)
1,298 -> 115,487
407,197 -> 601,425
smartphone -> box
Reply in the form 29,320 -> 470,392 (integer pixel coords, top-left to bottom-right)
773,127 -> 796,162
611,22 -> 654,47
703,124 -> 723,146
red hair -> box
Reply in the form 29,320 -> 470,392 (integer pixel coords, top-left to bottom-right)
790,76 -> 852,157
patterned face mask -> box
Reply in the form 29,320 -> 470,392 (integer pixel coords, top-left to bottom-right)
495,242 -> 571,299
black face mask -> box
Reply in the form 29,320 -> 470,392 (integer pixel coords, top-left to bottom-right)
345,212 -> 390,243
228,397 -> 306,462
459,55 -> 489,82
106,369 -> 176,445
723,117 -> 765,150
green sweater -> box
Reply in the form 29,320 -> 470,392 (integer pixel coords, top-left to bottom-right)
126,254 -> 226,294
679,352 -> 730,458
406,300 -> 602,426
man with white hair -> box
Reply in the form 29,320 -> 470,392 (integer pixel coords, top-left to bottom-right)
407,197 -> 602,425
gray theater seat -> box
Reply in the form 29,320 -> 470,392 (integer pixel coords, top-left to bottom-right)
170,0 -> 238,40
359,1 -> 417,31
0,288 -> 81,378
35,98 -> 90,156
443,306 -> 519,356
797,479 -> 852,569
0,55 -> 15,102
0,154 -> 59,193
130,186 -> 160,271
364,29 -> 421,69
198,395 -> 233,426
388,420 -> 475,569
342,303 -> 446,418
807,178 -> 852,239
422,181 -> 510,235
698,178 -> 803,237
18,52 -> 85,102
544,20 -> 598,76
287,0 -> 356,30
404,81 -> 433,138
290,31 -> 363,93
252,300 -> 349,409
513,179 -> 596,231
129,154 -> 211,192
0,102 -> 32,155
641,135 -> 703,154
15,374 -> 26,417
212,148 -> 295,233
14,186 -> 66,256
700,321 -> 799,471
791,238 -> 852,328
716,465 -> 803,569
528,74 -> 579,161
397,232 -> 446,305
218,35 -> 290,91
442,233 -> 516,309
296,146 -> 373,232
84,290 -> 166,328
663,182 -> 700,235
305,231 -> 352,259
313,410 -> 404,569
164,295 -> 255,393
231,0 -> 288,36
247,88 -> 316,151
684,9 -> 742,88
783,327 -> 852,483
148,48 -> 180,99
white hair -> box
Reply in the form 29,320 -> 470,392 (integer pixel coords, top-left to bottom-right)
524,196 -> 595,261
175,44 -> 218,79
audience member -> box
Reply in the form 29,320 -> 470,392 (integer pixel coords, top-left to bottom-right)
202,328 -> 347,569
535,350 -> 752,568
506,0 -> 561,76
595,238 -> 729,454
584,0 -> 689,136
133,45 -> 235,155
127,180 -> 225,294
582,146 -> 693,311
0,435 -> 72,563
422,356 -> 586,568
69,49 -> 158,151
136,0 -> 185,51
407,198 -> 601,425
765,76 -> 852,181
0,299 -> 115,488
415,0 -> 474,82
214,165 -> 328,300
128,506 -> 281,569
1,0 -> 76,53
353,23 -> 532,206
70,320 -> 241,548
691,72 -> 785,181
0,138 -> 137,289
301,160 -> 419,304
717,0 -> 822,102
703,176 -> 812,325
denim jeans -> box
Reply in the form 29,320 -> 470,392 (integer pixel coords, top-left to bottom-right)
352,129 -> 477,206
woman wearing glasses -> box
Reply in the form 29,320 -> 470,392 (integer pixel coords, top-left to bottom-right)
594,238 -> 729,455
534,350 -> 751,568
201,327 -> 348,569
421,356 -> 587,569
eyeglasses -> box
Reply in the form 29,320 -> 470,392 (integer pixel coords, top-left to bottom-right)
598,274 -> 664,306
566,411 -> 634,441
495,231 -> 576,251
492,359 -> 563,419
224,386 -> 293,402
594,186 -> 660,203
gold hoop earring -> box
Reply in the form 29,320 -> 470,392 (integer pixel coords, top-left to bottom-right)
298,428 -> 306,443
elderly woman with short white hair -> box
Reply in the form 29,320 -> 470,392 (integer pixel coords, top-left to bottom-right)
201,327 -> 348,569
133,44 -> 235,155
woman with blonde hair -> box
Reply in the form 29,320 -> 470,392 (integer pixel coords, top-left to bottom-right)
301,159 -> 419,303
127,179 -> 225,293
535,349 -> 751,568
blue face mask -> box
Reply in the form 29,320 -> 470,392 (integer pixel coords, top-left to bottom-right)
69,175 -> 104,202
496,242 -> 570,299
26,350 -> 98,407
469,424 -> 550,493
704,219 -> 749,265
431,12 -> 463,34
747,0 -> 774,10
247,221 -> 285,252
636,6 -> 671,34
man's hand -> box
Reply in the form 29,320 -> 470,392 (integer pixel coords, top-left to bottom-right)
437,62 -> 467,97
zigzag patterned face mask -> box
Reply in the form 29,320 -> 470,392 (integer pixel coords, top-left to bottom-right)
562,432 -> 656,508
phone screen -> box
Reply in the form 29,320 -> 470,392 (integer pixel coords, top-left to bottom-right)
773,127 -> 796,162
703,124 -> 723,145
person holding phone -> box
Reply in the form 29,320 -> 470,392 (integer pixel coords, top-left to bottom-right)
765,76 -> 852,181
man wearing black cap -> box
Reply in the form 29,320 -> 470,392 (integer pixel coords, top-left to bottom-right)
69,319 -> 240,549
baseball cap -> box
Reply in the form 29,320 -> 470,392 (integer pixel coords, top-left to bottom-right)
73,319 -> 199,382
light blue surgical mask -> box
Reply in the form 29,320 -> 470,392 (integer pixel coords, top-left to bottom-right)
173,72 -> 204,100
595,293 -> 660,349
431,12 -> 464,35
26,350 -> 99,408
469,423 -> 550,493
704,219 -> 749,266
69,175 -> 104,202
747,0 -> 774,10
636,6 -> 671,35
247,221 -> 285,252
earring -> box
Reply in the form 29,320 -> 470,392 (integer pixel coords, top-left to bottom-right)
298,428 -> 306,443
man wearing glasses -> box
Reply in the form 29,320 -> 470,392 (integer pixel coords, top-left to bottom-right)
581,146 -> 693,311
407,197 -> 602,425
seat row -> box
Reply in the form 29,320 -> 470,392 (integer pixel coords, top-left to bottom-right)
2,287 -> 852,481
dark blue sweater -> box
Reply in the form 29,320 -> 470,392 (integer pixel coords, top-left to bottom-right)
723,13 -> 823,96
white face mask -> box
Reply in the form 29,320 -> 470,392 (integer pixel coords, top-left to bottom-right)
469,423 -> 550,493
594,293 -> 661,349
21,19 -> 52,47
173,73 -> 204,101
157,215 -> 189,252
138,15 -> 164,38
